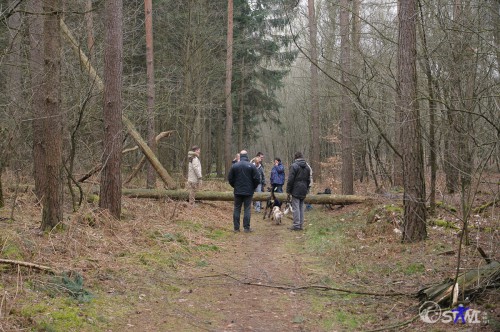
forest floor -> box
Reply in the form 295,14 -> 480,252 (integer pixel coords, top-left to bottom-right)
0,172 -> 499,332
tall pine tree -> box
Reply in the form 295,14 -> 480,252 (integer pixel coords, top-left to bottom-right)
232,0 -> 298,141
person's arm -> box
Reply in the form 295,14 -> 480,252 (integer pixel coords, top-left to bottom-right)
286,165 -> 295,194
252,166 -> 261,190
228,166 -> 235,187
193,158 -> 202,179
306,162 -> 313,189
277,164 -> 284,174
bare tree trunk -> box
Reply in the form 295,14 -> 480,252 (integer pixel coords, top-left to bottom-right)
7,0 -> 22,108
308,0 -> 321,182
224,0 -> 234,178
491,0 -> 500,170
418,1 -> 437,215
453,1 -> 477,246
392,133 -> 403,188
145,0 -> 156,189
41,0 -> 64,230
0,166 -> 3,208
238,59 -> 245,152
29,0 -> 45,202
85,0 -> 95,59
7,0 -> 22,118
398,0 -> 427,242
323,1 -> 337,163
393,0 -> 404,190
181,6 -> 193,169
99,0 -> 123,219
216,110 -> 224,177
351,0 -> 367,183
5,0 -> 22,205
340,0 -> 354,195
444,102 -> 460,193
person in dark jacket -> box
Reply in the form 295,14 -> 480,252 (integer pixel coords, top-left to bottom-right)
228,150 -> 261,232
286,152 -> 313,231
270,157 -> 285,193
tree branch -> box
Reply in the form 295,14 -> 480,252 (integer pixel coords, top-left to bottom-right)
195,273 -> 411,297
0,259 -> 57,274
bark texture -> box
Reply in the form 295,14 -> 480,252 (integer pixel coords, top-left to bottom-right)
145,0 -> 156,189
398,0 -> 427,242
41,0 -> 64,230
122,189 -> 369,204
224,0 -> 234,178
308,0 -> 321,182
340,0 -> 353,195
100,0 -> 124,219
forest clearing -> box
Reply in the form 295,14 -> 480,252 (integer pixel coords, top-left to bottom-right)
0,171 -> 498,331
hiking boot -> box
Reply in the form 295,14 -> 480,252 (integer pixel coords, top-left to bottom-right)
288,226 -> 302,231
233,229 -> 240,233
243,228 -> 253,233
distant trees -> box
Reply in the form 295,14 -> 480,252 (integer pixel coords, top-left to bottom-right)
229,0 -> 298,168
1,0 -> 23,208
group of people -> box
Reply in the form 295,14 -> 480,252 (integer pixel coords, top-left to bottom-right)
247,152 -> 285,213
186,146 -> 312,233
227,150 -> 313,233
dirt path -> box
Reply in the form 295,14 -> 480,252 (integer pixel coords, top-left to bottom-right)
166,213 -> 318,331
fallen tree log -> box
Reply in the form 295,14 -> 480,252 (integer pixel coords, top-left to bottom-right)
0,258 -> 57,274
417,260 -> 500,305
123,131 -> 174,185
122,117 -> 177,189
122,189 -> 369,204
61,20 -> 177,189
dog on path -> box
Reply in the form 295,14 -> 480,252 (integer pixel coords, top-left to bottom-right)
263,187 -> 282,220
271,201 -> 294,225
271,206 -> 283,225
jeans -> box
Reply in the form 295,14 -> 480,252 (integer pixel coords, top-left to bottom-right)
234,195 -> 253,230
187,181 -> 199,205
254,184 -> 262,211
291,196 -> 305,229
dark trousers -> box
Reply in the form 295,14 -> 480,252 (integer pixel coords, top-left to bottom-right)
233,195 -> 253,230
272,184 -> 283,193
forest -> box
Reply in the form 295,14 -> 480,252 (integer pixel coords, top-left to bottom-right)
0,0 -> 499,331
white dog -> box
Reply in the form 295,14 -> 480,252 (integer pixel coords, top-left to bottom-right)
283,202 -> 293,216
271,206 -> 284,225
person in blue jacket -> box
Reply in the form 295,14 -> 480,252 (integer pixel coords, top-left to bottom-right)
228,150 -> 261,233
269,157 -> 285,193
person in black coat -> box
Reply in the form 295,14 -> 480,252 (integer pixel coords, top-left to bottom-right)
228,150 -> 261,232
286,151 -> 313,231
